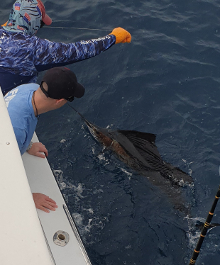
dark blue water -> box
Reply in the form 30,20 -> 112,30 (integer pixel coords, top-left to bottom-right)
3,0 -> 220,264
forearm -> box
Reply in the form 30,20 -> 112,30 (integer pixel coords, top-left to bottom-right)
35,34 -> 116,71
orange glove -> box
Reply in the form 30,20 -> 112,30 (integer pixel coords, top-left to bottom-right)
1,21 -> 8,27
109,27 -> 131,44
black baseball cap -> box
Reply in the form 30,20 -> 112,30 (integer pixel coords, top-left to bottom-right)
40,67 -> 85,101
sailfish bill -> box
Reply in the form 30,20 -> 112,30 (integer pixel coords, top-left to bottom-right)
70,105 -> 193,213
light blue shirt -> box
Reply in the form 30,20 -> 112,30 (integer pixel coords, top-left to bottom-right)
4,83 -> 39,154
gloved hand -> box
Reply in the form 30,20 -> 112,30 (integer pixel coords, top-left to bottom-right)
1,21 -> 8,27
109,27 -> 131,44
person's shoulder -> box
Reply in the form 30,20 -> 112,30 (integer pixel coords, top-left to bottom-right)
6,83 -> 38,93
4,83 -> 39,103
19,83 -> 39,90
18,83 -> 40,98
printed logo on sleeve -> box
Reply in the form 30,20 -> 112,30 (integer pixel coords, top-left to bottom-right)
4,88 -> 19,108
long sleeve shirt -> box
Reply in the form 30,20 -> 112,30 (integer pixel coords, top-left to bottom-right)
0,28 -> 116,94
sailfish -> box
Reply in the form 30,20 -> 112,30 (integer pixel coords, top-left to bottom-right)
69,105 -> 193,213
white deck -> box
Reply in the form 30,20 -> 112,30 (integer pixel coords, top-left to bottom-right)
0,90 -> 54,265
0,89 -> 91,265
22,133 -> 91,265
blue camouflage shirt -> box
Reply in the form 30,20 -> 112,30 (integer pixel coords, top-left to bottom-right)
0,0 -> 116,95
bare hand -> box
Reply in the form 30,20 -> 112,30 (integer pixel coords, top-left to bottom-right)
27,142 -> 48,158
33,193 -> 58,213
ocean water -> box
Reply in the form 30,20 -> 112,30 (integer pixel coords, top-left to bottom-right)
2,0 -> 220,264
